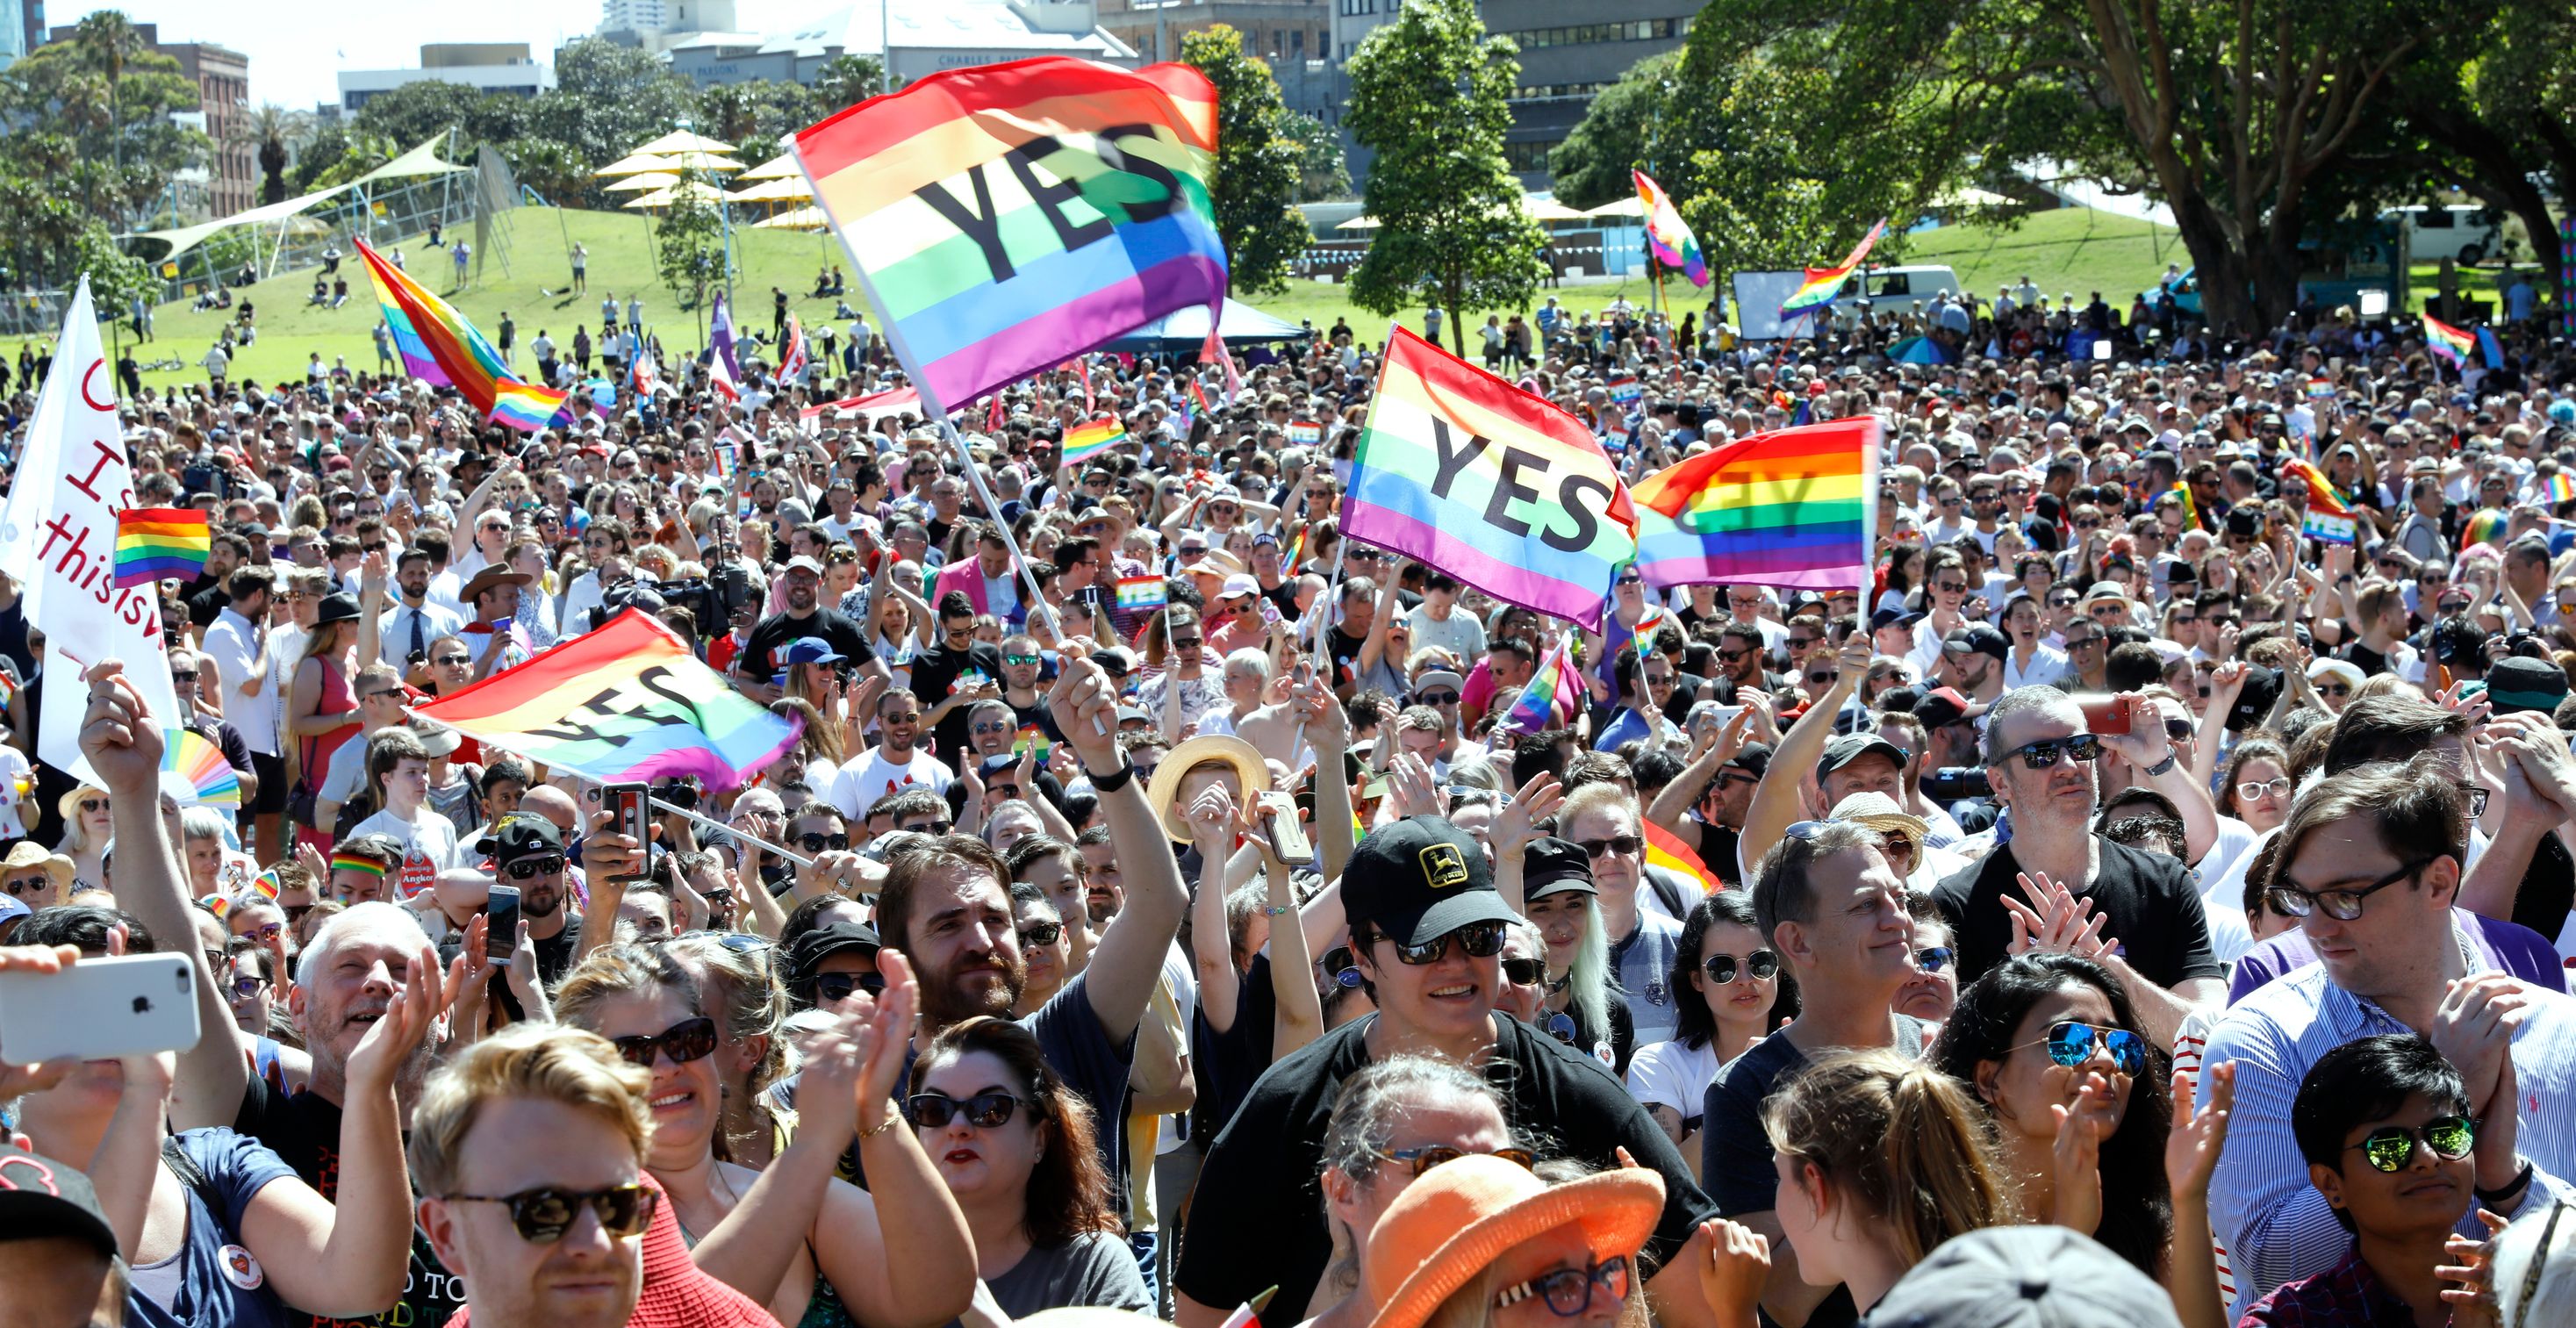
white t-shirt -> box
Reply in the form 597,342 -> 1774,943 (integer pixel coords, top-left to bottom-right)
1625,1037 -> 1723,1126
829,746 -> 955,819
347,805 -> 463,901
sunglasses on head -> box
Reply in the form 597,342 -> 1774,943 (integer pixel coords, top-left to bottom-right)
1372,1144 -> 1537,1178
2005,734 -> 2101,769
1388,919 -> 1506,965
907,1090 -> 1025,1129
2349,1116 -> 2475,1173
504,854 -> 564,880
1702,951 -> 1777,985
814,972 -> 886,1003
2023,1020 -> 2148,1077
447,1184 -> 658,1244
609,1016 -> 720,1068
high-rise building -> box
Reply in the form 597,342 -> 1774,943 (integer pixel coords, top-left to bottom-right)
601,0 -> 739,39
1094,0 -> 1337,122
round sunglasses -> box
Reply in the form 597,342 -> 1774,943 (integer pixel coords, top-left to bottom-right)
1702,951 -> 1778,985
2347,1116 -> 2474,1174
2017,1020 -> 2148,1077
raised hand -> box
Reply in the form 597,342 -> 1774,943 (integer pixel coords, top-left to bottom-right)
2005,871 -> 2115,960
1184,782 -> 1239,851
2048,1071 -> 2118,1234
1384,752 -> 1444,821
1046,654 -> 1123,773
344,942 -> 443,1096
76,659 -> 165,796
2165,1061 -> 2235,1201
1494,772 -> 1565,856
2437,1209 -> 2513,1328
1693,1217 -> 1772,1328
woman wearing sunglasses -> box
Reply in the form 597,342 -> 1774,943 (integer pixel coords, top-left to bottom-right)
908,1015 -> 1152,1318
1927,952 -> 2233,1326
1626,891 -> 1790,1174
54,783 -> 113,895
553,944 -> 977,1328
1308,1056 -> 1528,1328
1501,837 -> 1628,1073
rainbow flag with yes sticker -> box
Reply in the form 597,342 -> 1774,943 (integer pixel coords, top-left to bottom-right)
1061,416 -> 1128,468
2282,457 -> 2357,545
112,507 -> 209,589
1631,417 -> 1880,592
1632,169 -> 1709,287
1343,328 -> 1638,630
1285,420 -> 1323,446
356,240 -> 567,431
789,56 -> 1229,413
2423,314 -> 2478,369
1779,219 -> 1889,319
1115,576 -> 1167,614
411,607 -> 800,790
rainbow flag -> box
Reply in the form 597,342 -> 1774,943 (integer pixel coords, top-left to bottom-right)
411,607 -> 800,790
1343,327 -> 1639,630
1632,169 -> 1708,287
2544,472 -> 2576,505
491,379 -> 567,432
2306,377 -> 2336,400
1779,219 -> 1889,319
789,56 -> 1228,413
1630,417 -> 1880,592
2164,480 -> 2202,532
111,507 -> 209,589
1644,819 -> 1720,894
1499,632 -> 1582,736
1188,376 -> 1216,417
1061,416 -> 1129,468
2478,326 -> 2507,370
356,240 -> 567,430
2424,314 -> 2478,369
1115,575 -> 1167,614
708,291 -> 743,402
1283,523 -> 1308,570
1013,723 -> 1050,760
2282,457 -> 2357,545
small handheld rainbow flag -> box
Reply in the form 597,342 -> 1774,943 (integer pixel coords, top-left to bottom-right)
1285,420 -> 1323,447
489,378 -> 570,433
1644,820 -> 1721,894
1115,575 -> 1167,614
2305,377 -> 2336,400
2282,457 -> 2357,545
2163,480 -> 2202,532
2544,471 -> 2576,506
1499,632 -> 1582,736
2423,314 -> 2478,370
1013,723 -> 1050,760
1061,417 -> 1129,469
112,507 -> 210,589
1779,219 -> 1890,319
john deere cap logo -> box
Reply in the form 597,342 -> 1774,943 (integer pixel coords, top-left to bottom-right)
1419,843 -> 1469,889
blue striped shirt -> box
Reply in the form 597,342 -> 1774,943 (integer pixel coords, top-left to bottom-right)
2199,934 -> 2576,1321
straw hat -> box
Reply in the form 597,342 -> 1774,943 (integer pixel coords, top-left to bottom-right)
56,785 -> 109,826
2,840 -> 75,889
1361,1155 -> 1665,1328
1143,734 -> 1270,843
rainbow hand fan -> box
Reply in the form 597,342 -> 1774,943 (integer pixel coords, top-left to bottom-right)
162,728 -> 242,807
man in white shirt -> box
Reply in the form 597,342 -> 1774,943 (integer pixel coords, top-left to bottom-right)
830,688 -> 954,817
346,723 -> 466,902
199,566 -> 282,855
316,662 -> 413,832
1402,571 -> 1486,664
372,549 -> 464,670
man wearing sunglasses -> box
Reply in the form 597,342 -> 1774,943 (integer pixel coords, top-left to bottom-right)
479,813 -> 587,992
1933,687 -> 2226,1049
1178,816 -> 1715,1328
829,689 -> 956,820
2199,757 -> 2576,1319
415,1023 -> 775,1328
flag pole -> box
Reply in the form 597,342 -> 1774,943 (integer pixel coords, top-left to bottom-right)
650,794 -> 816,868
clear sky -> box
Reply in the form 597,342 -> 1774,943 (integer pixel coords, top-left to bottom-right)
63,0 -> 811,114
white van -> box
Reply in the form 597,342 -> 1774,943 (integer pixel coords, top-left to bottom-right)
2388,205 -> 2499,264
1851,264 -> 1964,313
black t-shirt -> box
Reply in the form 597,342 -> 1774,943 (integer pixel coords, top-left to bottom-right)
910,638 -> 1007,759
1698,1018 -> 1930,1328
1930,837 -> 2224,991
533,913 -> 584,987
233,1077 -> 464,1328
2345,640 -> 2392,678
1325,626 -> 1367,690
1175,1012 -> 1715,1317
740,607 -> 878,683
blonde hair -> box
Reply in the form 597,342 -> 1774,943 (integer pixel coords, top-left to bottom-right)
553,944 -> 702,1034
1557,780 -> 1640,833
1764,1049 -> 2012,1266
409,1023 -> 653,1198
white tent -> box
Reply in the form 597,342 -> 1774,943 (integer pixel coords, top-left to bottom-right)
124,133 -> 471,262
1103,298 -> 1311,352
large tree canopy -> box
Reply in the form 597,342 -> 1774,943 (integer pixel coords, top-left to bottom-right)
1182,25 -> 1310,297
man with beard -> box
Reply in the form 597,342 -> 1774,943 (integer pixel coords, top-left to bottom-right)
1931,686 -> 2226,1047
736,555 -> 884,704
773,655 -> 1186,1210
1647,724 -> 1770,890
1936,623 -> 2011,707
368,548 -> 464,673
911,591 -> 1008,759
830,688 -> 954,817
481,813 -> 586,989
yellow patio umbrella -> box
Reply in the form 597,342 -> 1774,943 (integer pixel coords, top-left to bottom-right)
736,154 -> 800,181
603,171 -> 680,193
594,151 -> 678,177
756,205 -> 829,231
631,130 -> 736,155
728,176 -> 814,203
1335,215 -> 1381,231
1585,197 -> 1647,219
659,149 -> 743,174
623,180 -> 728,210
1523,197 -> 1587,222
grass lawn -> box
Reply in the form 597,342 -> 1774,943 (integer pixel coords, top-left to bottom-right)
1898,205 -> 2186,305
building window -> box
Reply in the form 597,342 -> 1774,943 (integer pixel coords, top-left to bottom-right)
1499,16 -> 1690,50
1503,140 -> 1561,172
1512,81 -> 1614,100
1291,28 -> 1304,51
1338,0 -> 1374,13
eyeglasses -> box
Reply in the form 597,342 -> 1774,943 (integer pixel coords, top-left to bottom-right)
2015,1020 -> 2149,1077
362,687 -> 405,701
2003,734 -> 2100,769
1371,1144 -> 1538,1178
882,711 -> 922,724
1003,653 -> 1041,665
2315,683 -> 2351,699
1614,573 -> 1643,586
972,721 -> 1014,734
1718,649 -> 1751,664
814,972 -> 886,1003
504,854 -> 564,880
1494,1254 -> 1632,1318
241,921 -> 283,942
1388,919 -> 1507,965
2063,633 -> 2100,649
227,973 -> 268,998
1018,922 -> 1064,947
901,820 -> 953,836
169,670 -> 199,684
1576,835 -> 1642,859
1934,580 -> 1969,594
2236,777 -> 2293,802
2348,1116 -> 2476,1173
1169,635 -> 1203,651
77,798 -> 107,815
2269,856 -> 2436,922
445,1184 -> 657,1244
1703,951 -> 1778,984
907,1090 -> 1025,1129
1501,957 -> 1546,985
1914,945 -> 1954,973
609,1016 -> 720,1068
798,832 -> 853,851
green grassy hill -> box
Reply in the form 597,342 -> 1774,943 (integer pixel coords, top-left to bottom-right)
1898,205 -> 2185,305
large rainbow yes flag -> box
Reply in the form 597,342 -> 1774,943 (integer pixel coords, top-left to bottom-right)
1779,219 -> 1890,319
790,56 -> 1229,413
1631,417 -> 1881,592
356,240 -> 568,432
1633,170 -> 1708,287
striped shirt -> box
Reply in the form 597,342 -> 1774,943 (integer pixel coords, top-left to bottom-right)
2198,929 -> 2576,1320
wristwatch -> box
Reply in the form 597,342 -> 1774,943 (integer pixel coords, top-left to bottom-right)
2142,750 -> 2179,778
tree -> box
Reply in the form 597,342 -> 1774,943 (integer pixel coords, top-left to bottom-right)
502,138 -> 592,208
812,54 -> 888,114
1,11 -> 206,227
74,221 -> 156,333
697,80 -> 822,150
1282,111 -> 1350,202
1181,25 -> 1310,296
1546,52 -> 1678,212
1343,0 -> 1547,345
351,81 -> 527,155
654,169 -> 728,317
524,38 -> 700,203
227,104 -> 312,205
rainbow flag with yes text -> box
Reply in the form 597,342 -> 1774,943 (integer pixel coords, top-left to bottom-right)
789,56 -> 1228,413
1630,417 -> 1880,592
1343,328 -> 1638,630
112,507 -> 209,589
1780,219 -> 1889,319
356,240 -> 567,431
2282,456 -> 2357,545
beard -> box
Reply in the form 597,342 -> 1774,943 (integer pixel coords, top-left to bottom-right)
521,878 -> 564,917
921,946 -> 1027,1025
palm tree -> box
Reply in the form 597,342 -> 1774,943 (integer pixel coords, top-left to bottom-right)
228,104 -> 314,205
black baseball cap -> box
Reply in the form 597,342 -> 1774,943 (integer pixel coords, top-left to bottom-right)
1724,742 -> 1773,779
1941,625 -> 2010,662
1819,734 -> 1909,776
2222,664 -> 2284,733
1523,837 -> 1597,900
476,812 -> 565,865
0,1145 -> 118,1261
786,921 -> 881,983
1343,816 -> 1515,948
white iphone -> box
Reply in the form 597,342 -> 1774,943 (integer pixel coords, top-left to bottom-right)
0,952 -> 202,1065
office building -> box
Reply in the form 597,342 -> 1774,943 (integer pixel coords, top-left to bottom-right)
664,0 -> 1133,90
42,22 -> 253,215
601,0 -> 738,42
337,42 -> 554,112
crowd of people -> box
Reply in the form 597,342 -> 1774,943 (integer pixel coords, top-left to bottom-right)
4,262 -> 2576,1328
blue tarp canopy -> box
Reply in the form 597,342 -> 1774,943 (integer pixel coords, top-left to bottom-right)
1104,298 -> 1313,353
1889,335 -> 1955,365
